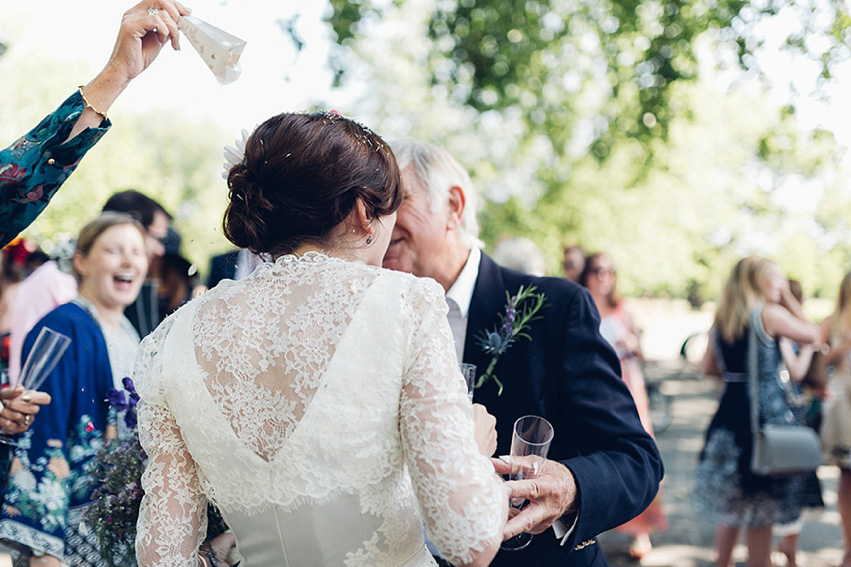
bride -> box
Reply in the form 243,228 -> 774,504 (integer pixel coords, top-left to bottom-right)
133,111 -> 507,566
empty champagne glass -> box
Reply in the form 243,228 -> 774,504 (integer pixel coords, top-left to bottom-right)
501,415 -> 554,551
0,327 -> 71,446
460,363 -> 476,402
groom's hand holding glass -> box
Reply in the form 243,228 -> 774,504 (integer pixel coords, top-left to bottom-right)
495,457 -> 579,540
0,386 -> 51,435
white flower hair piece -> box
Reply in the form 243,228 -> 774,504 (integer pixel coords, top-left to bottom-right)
222,128 -> 252,180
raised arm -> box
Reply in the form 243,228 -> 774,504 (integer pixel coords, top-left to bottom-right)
399,279 -> 506,567
762,303 -> 820,345
70,0 -> 191,142
0,1 -> 190,248
779,337 -> 817,382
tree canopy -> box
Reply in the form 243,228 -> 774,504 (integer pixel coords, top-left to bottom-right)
323,0 -> 851,301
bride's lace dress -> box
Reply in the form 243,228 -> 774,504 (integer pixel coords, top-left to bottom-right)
134,253 -> 506,567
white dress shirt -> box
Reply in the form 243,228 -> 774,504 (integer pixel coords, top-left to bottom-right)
445,247 -> 481,363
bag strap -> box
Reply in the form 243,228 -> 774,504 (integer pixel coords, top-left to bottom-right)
748,311 -> 761,435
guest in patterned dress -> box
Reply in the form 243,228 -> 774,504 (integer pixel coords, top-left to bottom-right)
773,279 -> 824,567
0,213 -> 147,566
694,257 -> 820,567
0,0 -> 190,249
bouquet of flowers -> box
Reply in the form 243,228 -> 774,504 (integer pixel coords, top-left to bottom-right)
84,379 -> 234,567
84,378 -> 144,567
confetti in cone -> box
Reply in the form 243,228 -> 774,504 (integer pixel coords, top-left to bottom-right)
178,15 -> 247,84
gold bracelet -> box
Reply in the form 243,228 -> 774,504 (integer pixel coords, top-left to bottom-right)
77,85 -> 108,121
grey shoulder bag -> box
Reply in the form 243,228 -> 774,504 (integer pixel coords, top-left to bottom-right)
749,318 -> 822,476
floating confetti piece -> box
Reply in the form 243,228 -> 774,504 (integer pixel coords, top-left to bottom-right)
188,264 -> 198,277
85,422 -> 94,433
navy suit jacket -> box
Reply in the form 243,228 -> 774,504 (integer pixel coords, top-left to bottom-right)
206,250 -> 240,289
465,254 -> 663,566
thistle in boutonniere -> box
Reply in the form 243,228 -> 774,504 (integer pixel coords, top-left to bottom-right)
475,285 -> 547,395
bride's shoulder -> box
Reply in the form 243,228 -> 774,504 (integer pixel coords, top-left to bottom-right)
373,266 -> 443,298
134,299 -> 200,398
368,268 -> 446,320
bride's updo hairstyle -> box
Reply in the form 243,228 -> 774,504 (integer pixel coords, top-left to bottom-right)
223,112 -> 402,257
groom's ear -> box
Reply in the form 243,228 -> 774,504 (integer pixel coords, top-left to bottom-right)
446,185 -> 466,231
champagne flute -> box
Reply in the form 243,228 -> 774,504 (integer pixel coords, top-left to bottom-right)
460,363 -> 476,402
0,327 -> 71,446
501,415 -> 554,551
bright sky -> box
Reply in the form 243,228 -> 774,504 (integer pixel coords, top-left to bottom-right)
3,0 -> 343,135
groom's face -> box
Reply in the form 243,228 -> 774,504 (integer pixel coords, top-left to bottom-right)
382,165 -> 448,279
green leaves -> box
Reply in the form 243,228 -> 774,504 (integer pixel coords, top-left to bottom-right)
323,0 -> 850,301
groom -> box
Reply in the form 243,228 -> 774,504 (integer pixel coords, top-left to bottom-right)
383,141 -> 663,566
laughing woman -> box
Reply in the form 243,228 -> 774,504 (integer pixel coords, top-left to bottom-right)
0,213 -> 147,567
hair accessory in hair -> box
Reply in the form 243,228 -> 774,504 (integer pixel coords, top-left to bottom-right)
320,110 -> 345,121
222,128 -> 252,179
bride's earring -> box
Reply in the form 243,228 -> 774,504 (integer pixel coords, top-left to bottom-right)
366,235 -> 373,245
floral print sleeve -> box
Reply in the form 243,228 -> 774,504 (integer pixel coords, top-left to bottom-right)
0,91 -> 111,248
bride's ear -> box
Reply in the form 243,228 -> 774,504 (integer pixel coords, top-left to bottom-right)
353,198 -> 374,236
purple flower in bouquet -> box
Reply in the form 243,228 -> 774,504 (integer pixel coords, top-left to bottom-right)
106,377 -> 139,430
475,285 -> 546,396
106,389 -> 127,411
122,376 -> 140,405
123,408 -> 137,429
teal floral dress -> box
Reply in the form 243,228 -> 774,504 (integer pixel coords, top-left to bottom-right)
0,90 -> 111,248
0,298 -> 138,566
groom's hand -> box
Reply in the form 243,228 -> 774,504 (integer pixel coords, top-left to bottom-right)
495,458 -> 578,538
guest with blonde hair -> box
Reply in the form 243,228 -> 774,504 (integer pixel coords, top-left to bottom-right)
695,256 -> 820,567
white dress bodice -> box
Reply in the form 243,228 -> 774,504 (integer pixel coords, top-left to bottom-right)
134,253 -> 506,567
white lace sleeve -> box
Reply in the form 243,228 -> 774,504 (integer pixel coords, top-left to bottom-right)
400,279 -> 507,566
135,318 -> 208,567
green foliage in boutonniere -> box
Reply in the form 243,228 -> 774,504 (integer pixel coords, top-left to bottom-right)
475,285 -> 547,395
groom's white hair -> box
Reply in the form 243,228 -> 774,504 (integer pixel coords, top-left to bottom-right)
390,140 -> 483,249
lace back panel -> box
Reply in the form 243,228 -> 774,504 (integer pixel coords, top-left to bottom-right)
193,253 -> 374,461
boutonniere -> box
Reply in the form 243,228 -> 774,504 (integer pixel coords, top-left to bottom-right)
475,285 -> 547,395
